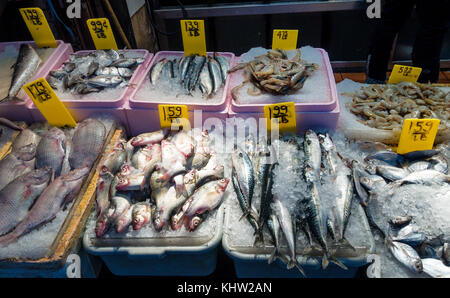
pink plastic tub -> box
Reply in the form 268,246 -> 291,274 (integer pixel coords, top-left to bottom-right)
0,40 -> 72,122
28,49 -> 153,109
126,51 -> 235,136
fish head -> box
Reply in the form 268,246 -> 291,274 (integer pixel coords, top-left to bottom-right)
26,167 -> 53,185
188,216 -> 202,232
130,136 -> 145,147
16,143 -> 37,161
184,169 -> 198,185
171,212 -> 186,231
119,163 -> 132,176
318,133 -> 334,151
95,213 -> 111,237
153,215 -> 166,231
217,178 -> 230,192
412,259 -> 423,273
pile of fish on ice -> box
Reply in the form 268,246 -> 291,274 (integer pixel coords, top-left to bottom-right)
94,128 -> 229,237
149,54 -> 229,99
231,130 -> 366,277
47,50 -> 145,95
0,118 -> 108,251
352,141 -> 450,278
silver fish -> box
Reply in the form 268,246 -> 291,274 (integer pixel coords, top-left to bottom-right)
183,165 -> 225,198
69,118 -> 106,169
154,185 -> 188,231
149,58 -> 167,84
87,75 -> 123,88
0,144 -> 36,190
352,161 -> 369,207
0,167 -> 89,246
388,240 -> 423,273
208,56 -> 223,95
131,129 -> 168,147
393,170 -> 450,186
267,213 -> 286,264
359,175 -> 387,192
199,62 -> 213,97
2,44 -> 41,102
421,258 -> 450,278
232,147 -> 255,217
407,160 -> 430,173
0,167 -> 52,236
179,55 -> 194,83
376,165 -> 410,181
213,53 -> 229,83
36,127 -> 67,177
12,129 -> 40,153
429,154 -> 448,174
304,130 -> 321,182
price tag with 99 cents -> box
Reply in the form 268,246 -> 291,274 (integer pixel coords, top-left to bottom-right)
87,18 -> 118,50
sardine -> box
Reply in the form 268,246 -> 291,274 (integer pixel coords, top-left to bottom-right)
149,58 -> 167,84
0,167 -> 89,246
2,44 -> 41,102
305,130 -> 321,182
36,127 -> 66,177
213,53 -> 229,83
180,55 -> 194,83
232,147 -> 255,217
69,118 -> 106,169
208,57 -> 223,95
376,165 -> 410,181
198,62 -> 213,97
0,167 -> 52,236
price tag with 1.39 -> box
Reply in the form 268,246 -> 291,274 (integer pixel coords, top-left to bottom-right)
180,20 -> 206,56
158,105 -> 189,129
19,7 -> 58,48
264,102 -> 297,133
86,18 -> 118,50
388,64 -> 422,84
397,118 -> 440,154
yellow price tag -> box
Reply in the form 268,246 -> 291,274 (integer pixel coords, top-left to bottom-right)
397,119 -> 440,154
19,8 -> 58,48
180,20 -> 207,56
86,18 -> 118,50
388,64 -> 422,84
272,30 -> 299,51
158,105 -> 189,129
264,102 -> 297,133
24,78 -> 76,128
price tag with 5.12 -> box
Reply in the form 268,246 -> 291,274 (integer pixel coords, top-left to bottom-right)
397,118 -> 440,154
87,18 -> 118,50
180,20 -> 206,56
158,105 -> 189,129
272,29 -> 298,50
388,64 -> 422,84
23,78 -> 76,128
19,7 -> 58,48
264,102 -> 297,133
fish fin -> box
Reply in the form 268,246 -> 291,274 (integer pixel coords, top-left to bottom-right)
336,237 -> 357,252
287,259 -> 307,277
239,210 -> 250,221
328,254 -> 348,270
253,231 -> 264,247
321,254 -> 329,269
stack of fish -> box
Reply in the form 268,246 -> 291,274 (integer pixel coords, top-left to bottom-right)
95,128 -> 229,237
47,50 -> 145,95
149,53 -> 229,98
351,142 -> 450,277
231,131 -> 357,277
228,48 -> 318,99
0,118 -> 107,247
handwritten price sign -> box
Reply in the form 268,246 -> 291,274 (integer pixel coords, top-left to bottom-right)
180,20 -> 206,56
87,18 -> 118,50
19,8 -> 57,48
272,30 -> 298,51
397,119 -> 440,154
388,64 -> 422,84
264,102 -> 297,133
158,104 -> 189,129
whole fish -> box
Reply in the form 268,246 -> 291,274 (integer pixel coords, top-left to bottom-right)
110,58 -> 139,68
110,194 -> 132,222
393,170 -> 450,186
364,151 -> 404,167
115,206 -> 133,233
69,118 -> 106,169
402,149 -> 440,161
159,140 -> 188,182
392,231 -> 428,247
189,142 -> 211,170
87,75 -> 123,88
2,44 -> 41,102
100,139 -> 127,174
131,143 -> 161,173
0,167 -> 89,246
359,175 -> 387,192
170,130 -> 195,158
388,240 -> 423,273
0,118 -> 23,131
305,130 -> 321,182
407,160 -> 430,173
149,58 -> 167,84
96,171 -> 114,215
198,62 -> 213,97
131,129 -> 168,147
272,196 -> 306,276
421,258 -> 450,278
257,160 -> 276,242
179,55 -> 194,83
115,167 -> 147,191
132,202 -> 152,230
232,147 -> 255,217
213,53 -> 229,83
36,127 -> 67,177
161,59 -> 175,79
183,179 -> 229,230
208,56 -> 223,94
0,167 -> 52,236
183,165 -> 225,197
376,165 -> 410,181
154,185 -> 188,231
186,55 -> 206,92
352,161 -> 369,207
11,129 -> 40,151
0,144 -> 36,190
267,214 -> 287,264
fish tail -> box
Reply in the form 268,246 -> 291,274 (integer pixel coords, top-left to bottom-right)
337,237 -> 357,252
327,253 -> 348,270
321,253 -> 329,269
253,231 -> 264,247
287,258 -> 307,277
238,210 -> 250,221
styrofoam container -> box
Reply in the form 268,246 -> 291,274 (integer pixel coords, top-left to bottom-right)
0,40 -> 72,122
28,49 -> 153,109
227,49 -> 340,133
222,199 -> 375,278
126,51 -> 234,136
83,205 -> 225,276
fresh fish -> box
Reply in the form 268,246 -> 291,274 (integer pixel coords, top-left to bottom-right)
443,243 -> 450,266
185,55 -> 206,92
115,206 -> 133,233
115,168 -> 147,191
376,165 -> 410,181
429,154 -> 448,174
418,242 -> 439,259
198,62 -> 213,97
393,170 -> 450,186
117,67 -> 134,78
183,179 -> 229,230
69,118 -> 106,169
179,55 -> 194,82
105,49 -> 120,61
402,149 -> 440,161
170,130 -> 195,158
0,167 -> 52,236
159,139 -> 188,182
359,175 -> 387,192
208,57 -> 223,95
132,202 -> 152,230
392,231 -> 428,247
364,151 -> 404,167
189,142 -> 211,170
213,53 -> 229,83
257,160 -> 276,242
389,216 -> 412,228
186,213 -> 208,231
110,194 -> 132,222
87,75 -> 123,88
63,62 -> 76,73
407,160 -> 431,173
110,58 -> 138,68
95,206 -> 115,237
272,196 -> 306,276
0,167 -> 89,246
73,83 -> 101,94
154,185 -> 188,231
304,130 -> 321,182
96,171 -> 114,215
232,147 -> 255,217
352,161 -> 369,207
421,258 -> 450,278
267,214 -> 287,264
388,239 -> 423,273
161,59 -> 175,79
36,127 -> 67,177
183,165 -> 225,197
149,58 -> 167,84
2,44 -> 41,102
0,118 -> 23,131
50,69 -> 68,79
0,144 -> 36,190
60,138 -> 72,176
131,129 -> 168,147
100,139 -> 127,175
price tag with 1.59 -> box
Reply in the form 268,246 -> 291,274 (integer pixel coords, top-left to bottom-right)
158,105 -> 189,129
397,118 -> 440,154
264,102 -> 297,133
272,29 -> 298,50
19,7 -> 58,48
180,20 -> 206,56
23,78 -> 76,128
86,18 -> 118,50
388,64 -> 422,84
